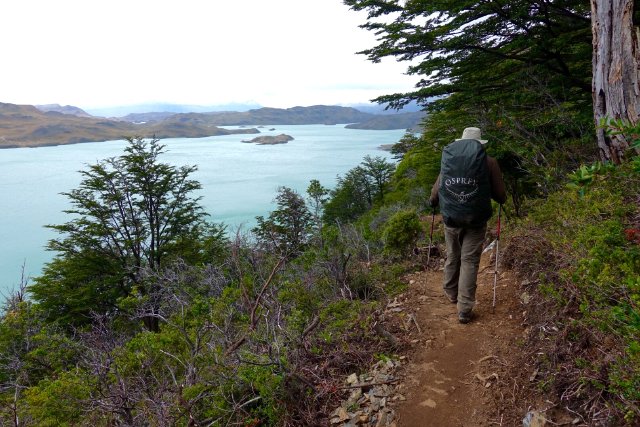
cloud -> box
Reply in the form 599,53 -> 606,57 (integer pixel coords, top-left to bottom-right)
0,0 -> 415,108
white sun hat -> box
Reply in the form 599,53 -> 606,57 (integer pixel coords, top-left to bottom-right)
456,127 -> 488,144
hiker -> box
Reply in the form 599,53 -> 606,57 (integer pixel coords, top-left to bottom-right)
428,127 -> 506,324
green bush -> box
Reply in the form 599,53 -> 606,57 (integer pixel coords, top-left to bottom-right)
24,372 -> 90,426
381,209 -> 422,258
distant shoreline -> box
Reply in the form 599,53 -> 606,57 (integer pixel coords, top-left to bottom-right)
0,102 -> 424,149
0,133 -> 246,150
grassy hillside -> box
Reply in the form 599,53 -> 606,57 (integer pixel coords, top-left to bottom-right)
0,103 -> 258,148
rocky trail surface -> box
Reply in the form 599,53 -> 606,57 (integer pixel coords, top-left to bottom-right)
330,248 -> 578,426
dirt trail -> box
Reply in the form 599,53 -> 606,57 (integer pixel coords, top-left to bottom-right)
394,252 -> 524,426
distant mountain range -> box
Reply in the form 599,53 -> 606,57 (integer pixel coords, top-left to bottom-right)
85,102 -> 263,118
0,102 -> 425,148
35,104 -> 93,118
120,106 -> 374,126
116,105 -> 426,129
345,111 -> 425,130
84,101 -> 425,118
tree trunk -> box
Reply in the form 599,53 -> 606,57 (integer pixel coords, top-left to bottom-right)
591,0 -> 640,163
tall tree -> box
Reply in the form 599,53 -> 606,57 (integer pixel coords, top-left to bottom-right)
30,137 -> 210,330
323,166 -> 372,224
591,0 -> 639,163
306,179 -> 329,245
361,155 -> 395,202
253,186 -> 313,257
324,156 -> 396,224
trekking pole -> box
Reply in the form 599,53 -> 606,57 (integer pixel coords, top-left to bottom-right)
426,207 -> 436,270
491,204 -> 502,314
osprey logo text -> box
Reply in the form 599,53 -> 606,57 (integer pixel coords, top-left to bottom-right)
445,178 -> 479,204
444,177 -> 478,186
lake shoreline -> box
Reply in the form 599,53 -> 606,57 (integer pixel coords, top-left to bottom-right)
0,125 -> 404,291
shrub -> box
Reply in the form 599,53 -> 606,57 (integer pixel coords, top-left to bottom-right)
381,209 -> 422,258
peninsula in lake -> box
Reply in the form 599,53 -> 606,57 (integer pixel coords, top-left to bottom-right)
0,102 -> 425,148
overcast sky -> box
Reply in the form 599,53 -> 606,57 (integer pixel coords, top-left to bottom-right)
0,0 -> 415,110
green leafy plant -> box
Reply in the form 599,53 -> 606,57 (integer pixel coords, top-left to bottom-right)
601,117 -> 640,148
381,209 -> 422,258
600,117 -> 640,172
567,161 -> 615,197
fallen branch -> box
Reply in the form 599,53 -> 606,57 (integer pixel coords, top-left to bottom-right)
374,322 -> 399,347
408,313 -> 422,334
250,257 -> 286,326
301,315 -> 320,341
225,258 -> 286,356
475,355 -> 498,364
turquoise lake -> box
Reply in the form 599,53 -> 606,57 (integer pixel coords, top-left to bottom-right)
0,125 -> 403,294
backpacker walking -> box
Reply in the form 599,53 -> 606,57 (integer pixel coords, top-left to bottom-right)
428,127 -> 507,324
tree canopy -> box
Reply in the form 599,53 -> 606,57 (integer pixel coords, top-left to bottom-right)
30,137 -> 213,328
253,186 -> 313,257
324,156 -> 395,224
345,0 -> 591,108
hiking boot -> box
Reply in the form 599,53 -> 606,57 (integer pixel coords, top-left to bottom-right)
458,311 -> 472,324
444,292 -> 457,304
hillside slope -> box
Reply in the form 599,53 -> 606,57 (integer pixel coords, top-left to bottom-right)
117,105 -> 424,129
134,105 -> 373,126
0,103 -> 258,148
35,104 -> 93,117
1,103 -> 423,148
118,105 -> 375,126
345,111 -> 425,131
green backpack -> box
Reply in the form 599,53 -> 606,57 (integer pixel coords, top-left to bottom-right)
438,139 -> 492,227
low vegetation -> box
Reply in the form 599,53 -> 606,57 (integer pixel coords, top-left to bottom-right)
503,135 -> 640,425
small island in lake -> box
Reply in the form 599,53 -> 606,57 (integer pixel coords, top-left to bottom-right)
242,134 -> 294,145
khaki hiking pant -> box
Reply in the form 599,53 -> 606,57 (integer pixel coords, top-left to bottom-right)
443,224 -> 487,315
